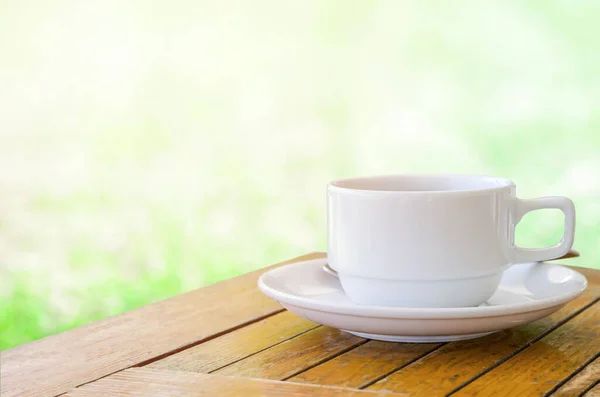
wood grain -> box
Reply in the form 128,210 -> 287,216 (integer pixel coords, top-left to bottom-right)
455,301 -> 600,396
0,252 -> 324,397
551,356 -> 600,396
367,288 -> 600,396
64,368 -> 404,397
147,310 -> 318,372
213,326 -> 367,380
288,341 -> 442,388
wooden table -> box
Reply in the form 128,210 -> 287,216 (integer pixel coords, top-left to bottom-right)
2,252 -> 599,397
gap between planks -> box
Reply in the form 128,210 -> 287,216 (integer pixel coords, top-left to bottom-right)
354,291 -> 600,396
208,324 -> 323,374
447,297 -> 600,396
583,379 -> 600,397
136,308 -> 286,368
356,343 -> 447,389
58,308 -> 286,395
281,339 -> 371,381
64,368 -> 407,397
2,252 -> 325,397
547,353 -> 600,397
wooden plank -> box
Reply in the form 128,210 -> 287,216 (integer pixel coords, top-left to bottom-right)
454,301 -> 600,396
551,356 -> 600,396
366,289 -> 600,396
288,341 -> 442,388
0,252 -> 324,397
213,326 -> 367,380
147,310 -> 318,372
576,266 -> 600,287
64,368 -> 404,397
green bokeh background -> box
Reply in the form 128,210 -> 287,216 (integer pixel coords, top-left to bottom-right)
1,1 -> 599,350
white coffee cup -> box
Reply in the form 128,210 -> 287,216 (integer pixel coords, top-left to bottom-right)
327,174 -> 576,308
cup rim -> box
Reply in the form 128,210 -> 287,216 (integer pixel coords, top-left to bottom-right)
328,174 -> 515,195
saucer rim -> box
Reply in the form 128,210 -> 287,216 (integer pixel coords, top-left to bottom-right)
258,258 -> 587,320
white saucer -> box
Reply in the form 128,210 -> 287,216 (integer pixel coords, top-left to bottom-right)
258,258 -> 587,343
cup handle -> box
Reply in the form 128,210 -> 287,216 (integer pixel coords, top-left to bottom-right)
511,196 -> 576,263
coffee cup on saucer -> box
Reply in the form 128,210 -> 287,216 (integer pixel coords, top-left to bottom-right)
327,174 -> 576,308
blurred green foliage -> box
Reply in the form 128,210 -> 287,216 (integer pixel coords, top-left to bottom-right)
1,1 -> 599,349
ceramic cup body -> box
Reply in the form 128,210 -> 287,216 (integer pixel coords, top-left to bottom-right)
327,174 -> 576,308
